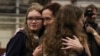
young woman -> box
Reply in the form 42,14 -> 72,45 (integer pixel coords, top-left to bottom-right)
6,3 -> 45,56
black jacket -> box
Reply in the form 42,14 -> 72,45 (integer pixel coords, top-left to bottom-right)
6,30 -> 32,56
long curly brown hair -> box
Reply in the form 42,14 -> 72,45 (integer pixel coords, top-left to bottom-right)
23,3 -> 45,52
42,4 -> 90,56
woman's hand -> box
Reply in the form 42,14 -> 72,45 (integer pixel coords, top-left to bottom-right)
61,35 -> 83,54
32,45 -> 42,56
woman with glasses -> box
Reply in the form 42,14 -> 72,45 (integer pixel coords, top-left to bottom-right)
6,3 -> 45,56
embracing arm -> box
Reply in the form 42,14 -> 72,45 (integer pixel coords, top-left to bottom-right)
61,36 -> 90,56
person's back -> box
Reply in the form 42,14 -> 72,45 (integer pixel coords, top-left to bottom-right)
42,4 -> 91,56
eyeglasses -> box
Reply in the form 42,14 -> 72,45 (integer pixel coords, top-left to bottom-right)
27,16 -> 43,21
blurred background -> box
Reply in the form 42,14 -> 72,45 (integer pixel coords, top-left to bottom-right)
0,0 -> 100,49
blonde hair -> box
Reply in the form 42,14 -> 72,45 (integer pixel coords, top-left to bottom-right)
24,2 -> 44,51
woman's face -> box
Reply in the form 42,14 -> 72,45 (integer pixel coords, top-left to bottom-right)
27,10 -> 43,31
42,9 -> 54,28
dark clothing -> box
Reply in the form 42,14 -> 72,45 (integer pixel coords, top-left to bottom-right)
6,30 -> 32,56
79,48 -> 88,56
86,22 -> 100,56
87,33 -> 100,56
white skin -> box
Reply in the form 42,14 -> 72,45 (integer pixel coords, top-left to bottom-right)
15,9 -> 54,32
27,10 -> 43,31
27,10 -> 43,56
42,9 -> 54,28
61,14 -> 85,54
31,9 -> 55,56
86,25 -> 100,46
61,36 -> 83,54
32,45 -> 42,56
15,10 -> 43,34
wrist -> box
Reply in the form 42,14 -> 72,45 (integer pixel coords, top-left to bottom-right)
76,45 -> 83,54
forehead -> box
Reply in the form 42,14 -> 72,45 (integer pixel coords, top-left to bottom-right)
87,8 -> 97,13
28,10 -> 41,17
87,8 -> 97,11
42,9 -> 53,17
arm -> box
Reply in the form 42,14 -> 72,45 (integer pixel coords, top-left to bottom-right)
6,31 -> 26,56
86,26 -> 100,46
61,36 -> 89,56
61,36 -> 83,54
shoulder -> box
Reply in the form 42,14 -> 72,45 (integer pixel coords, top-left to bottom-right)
8,30 -> 27,44
6,30 -> 27,48
6,30 -> 27,56
14,30 -> 26,38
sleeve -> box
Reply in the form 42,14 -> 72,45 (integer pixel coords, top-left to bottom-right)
6,31 -> 26,56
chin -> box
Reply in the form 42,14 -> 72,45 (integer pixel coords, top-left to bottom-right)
30,28 -> 37,31
33,29 -> 38,31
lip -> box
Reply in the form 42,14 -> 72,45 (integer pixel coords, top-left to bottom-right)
31,24 -> 37,27
32,24 -> 37,26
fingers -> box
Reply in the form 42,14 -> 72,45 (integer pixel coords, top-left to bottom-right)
61,38 -> 68,43
62,36 -> 77,42
61,35 -> 80,50
73,35 -> 78,40
66,37 -> 72,40
62,42 -> 71,46
37,45 -> 41,49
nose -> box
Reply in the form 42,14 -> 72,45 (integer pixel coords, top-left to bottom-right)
32,20 -> 37,23
44,21 -> 48,27
44,21 -> 47,26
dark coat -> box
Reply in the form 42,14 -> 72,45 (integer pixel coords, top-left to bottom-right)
6,30 -> 32,56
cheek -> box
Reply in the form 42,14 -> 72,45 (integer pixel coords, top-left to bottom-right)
77,20 -> 83,28
79,21 -> 84,27
38,22 -> 43,27
49,19 -> 54,24
37,22 -> 43,29
49,17 -> 54,24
